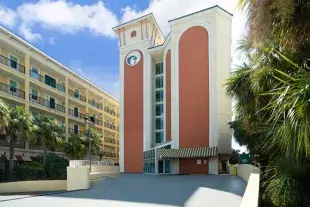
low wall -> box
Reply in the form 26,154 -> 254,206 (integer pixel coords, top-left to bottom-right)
240,173 -> 260,207
91,165 -> 120,174
237,164 -> 260,181
0,180 -> 66,194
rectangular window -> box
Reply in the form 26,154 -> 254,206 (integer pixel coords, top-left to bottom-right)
155,62 -> 163,75
155,104 -> 164,116
155,77 -> 163,88
156,118 -> 163,130
9,55 -> 18,69
156,90 -> 163,102
31,67 -> 39,80
45,75 -> 56,88
156,131 -> 163,143
32,111 -> 39,121
32,89 -> 38,100
9,80 -> 17,93
74,89 -> 80,98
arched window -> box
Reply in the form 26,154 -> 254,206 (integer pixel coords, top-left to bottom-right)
131,30 -> 136,38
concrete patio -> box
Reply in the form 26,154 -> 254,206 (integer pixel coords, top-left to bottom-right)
0,174 -> 247,207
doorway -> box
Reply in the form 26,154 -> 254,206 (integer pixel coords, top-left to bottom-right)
49,97 -> 55,109
74,107 -> 79,117
158,160 -> 170,174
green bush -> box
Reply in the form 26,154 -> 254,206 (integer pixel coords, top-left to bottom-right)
15,153 -> 68,181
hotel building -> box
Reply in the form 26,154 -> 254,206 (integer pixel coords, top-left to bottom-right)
0,25 -> 120,163
114,6 -> 232,174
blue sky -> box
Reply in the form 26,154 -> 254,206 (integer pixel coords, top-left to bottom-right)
0,0 -> 247,152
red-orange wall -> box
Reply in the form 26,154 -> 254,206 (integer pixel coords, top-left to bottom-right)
165,50 -> 171,141
179,26 -> 209,149
124,50 -> 144,173
179,159 -> 209,174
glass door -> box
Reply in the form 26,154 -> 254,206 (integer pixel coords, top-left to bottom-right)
158,160 -> 171,174
31,67 -> 39,80
74,107 -> 79,117
9,55 -> 18,70
74,124 -> 79,135
9,80 -> 17,96
45,75 -> 56,88
49,97 -> 55,109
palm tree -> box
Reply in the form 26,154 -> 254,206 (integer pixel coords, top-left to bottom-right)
83,128 -> 102,156
64,134 -> 87,159
34,116 -> 64,164
0,104 -> 35,181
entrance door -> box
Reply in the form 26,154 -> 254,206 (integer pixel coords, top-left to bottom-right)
158,160 -> 171,174
74,107 -> 79,117
45,75 -> 56,88
9,55 -> 18,70
158,160 -> 164,173
49,97 -> 55,109
73,124 -> 79,135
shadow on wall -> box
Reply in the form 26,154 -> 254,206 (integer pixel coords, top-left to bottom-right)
37,174 -> 247,207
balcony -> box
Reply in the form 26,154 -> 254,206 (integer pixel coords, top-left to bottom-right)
104,122 -> 116,130
29,94 -> 66,113
88,99 -> 103,110
68,89 -> 86,102
104,107 -> 118,117
104,137 -> 116,144
0,82 -> 25,99
68,108 -> 86,120
102,151 -> 117,158
0,139 -> 25,148
29,70 -> 65,93
0,55 -> 25,74
95,118 -> 103,126
68,128 -> 84,136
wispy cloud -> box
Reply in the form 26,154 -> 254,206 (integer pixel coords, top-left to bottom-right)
18,24 -> 42,42
48,37 -> 56,45
0,5 -> 17,27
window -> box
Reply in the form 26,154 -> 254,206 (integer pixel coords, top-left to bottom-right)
32,111 -> 39,121
9,80 -> 17,93
32,89 -> 38,100
74,89 -> 80,98
155,104 -> 164,116
155,77 -> 164,88
155,62 -> 163,75
156,90 -> 163,102
9,55 -> 18,69
31,67 -> 39,80
156,131 -> 163,143
156,118 -> 163,130
131,30 -> 136,38
45,75 -> 56,88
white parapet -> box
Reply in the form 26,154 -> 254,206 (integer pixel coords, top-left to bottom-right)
240,173 -> 260,207
67,166 -> 90,191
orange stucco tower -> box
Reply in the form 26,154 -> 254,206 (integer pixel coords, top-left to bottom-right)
113,5 -> 233,174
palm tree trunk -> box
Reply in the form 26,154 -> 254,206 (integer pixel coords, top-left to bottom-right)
43,149 -> 47,165
8,140 -> 15,181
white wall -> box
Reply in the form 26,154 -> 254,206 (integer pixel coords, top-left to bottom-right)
237,164 -> 260,182
240,173 -> 260,207
0,180 -> 66,193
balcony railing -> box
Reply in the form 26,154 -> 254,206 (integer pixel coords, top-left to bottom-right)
102,151 -> 117,158
0,82 -> 25,99
104,137 -> 116,144
88,99 -> 103,110
0,55 -> 25,74
95,119 -> 103,126
68,108 -> 86,120
68,128 -> 84,136
29,94 -> 66,113
104,122 -> 116,130
68,89 -> 86,102
29,70 -> 66,93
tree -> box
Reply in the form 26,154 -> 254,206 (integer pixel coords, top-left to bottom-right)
34,116 -> 64,164
229,150 -> 240,165
64,135 -> 87,160
83,128 -> 102,156
0,104 -> 35,181
98,150 -> 105,161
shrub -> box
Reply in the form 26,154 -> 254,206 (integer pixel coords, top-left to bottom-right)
15,153 -> 68,181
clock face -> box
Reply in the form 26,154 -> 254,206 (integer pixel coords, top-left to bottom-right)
126,50 -> 141,66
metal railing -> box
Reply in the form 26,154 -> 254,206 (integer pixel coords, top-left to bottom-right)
68,128 -> 84,136
29,70 -> 66,93
0,55 -> 25,74
0,82 -> 25,99
29,94 -> 66,113
0,139 -> 25,148
104,137 -> 116,144
68,108 -> 86,120
102,152 -> 117,158
104,107 -> 117,116
95,118 -> 103,126
88,99 -> 103,109
68,89 -> 86,102
69,160 -> 116,167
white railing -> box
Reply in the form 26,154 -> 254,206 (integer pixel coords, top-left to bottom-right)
69,160 -> 115,167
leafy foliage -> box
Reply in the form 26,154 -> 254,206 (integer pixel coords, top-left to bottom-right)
15,153 -> 68,181
65,135 -> 87,159
229,150 -> 240,165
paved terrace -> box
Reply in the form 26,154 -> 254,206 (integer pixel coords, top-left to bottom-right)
0,174 -> 246,207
